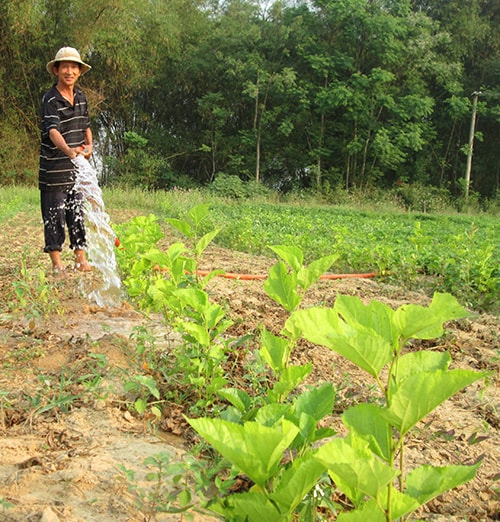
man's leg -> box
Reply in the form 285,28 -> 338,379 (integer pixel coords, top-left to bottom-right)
66,189 -> 92,271
49,251 -> 64,273
41,191 -> 66,273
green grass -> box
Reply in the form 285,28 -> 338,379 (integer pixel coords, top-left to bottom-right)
0,185 -> 40,222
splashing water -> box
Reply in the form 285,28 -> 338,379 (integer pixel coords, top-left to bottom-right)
72,155 -> 123,307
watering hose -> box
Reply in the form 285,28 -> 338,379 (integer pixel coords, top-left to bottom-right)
152,264 -> 376,280
193,269 -> 377,281
153,265 -> 377,280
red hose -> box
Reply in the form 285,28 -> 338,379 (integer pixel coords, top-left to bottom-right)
153,265 -> 377,280
195,269 -> 377,280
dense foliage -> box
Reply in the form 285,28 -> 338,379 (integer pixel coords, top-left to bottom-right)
0,0 -> 499,199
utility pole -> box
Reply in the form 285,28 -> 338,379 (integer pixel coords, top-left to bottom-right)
464,91 -> 482,200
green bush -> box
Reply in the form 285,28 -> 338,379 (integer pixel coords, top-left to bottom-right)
392,182 -> 454,213
0,117 -> 38,186
209,173 -> 272,199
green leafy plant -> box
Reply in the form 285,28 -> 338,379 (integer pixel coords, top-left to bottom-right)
116,206 -> 245,417
7,251 -> 61,324
118,449 -> 235,521
117,452 -> 191,520
284,292 -> 488,521
123,374 -> 164,429
263,245 -> 337,313
115,205 -> 222,313
188,254 -> 488,521
165,287 -> 234,414
166,203 -> 221,280
186,246 -> 340,520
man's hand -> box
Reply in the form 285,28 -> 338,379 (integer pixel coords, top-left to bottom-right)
79,144 -> 92,160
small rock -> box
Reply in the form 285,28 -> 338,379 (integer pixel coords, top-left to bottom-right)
123,410 -> 135,422
40,506 -> 61,522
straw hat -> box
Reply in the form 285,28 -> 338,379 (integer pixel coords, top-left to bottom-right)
46,47 -> 91,75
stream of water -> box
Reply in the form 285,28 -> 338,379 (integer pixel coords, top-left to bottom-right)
72,155 -> 123,308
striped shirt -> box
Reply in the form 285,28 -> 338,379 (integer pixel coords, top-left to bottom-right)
39,85 -> 91,191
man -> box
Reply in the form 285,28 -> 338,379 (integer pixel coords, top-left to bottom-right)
39,46 -> 93,274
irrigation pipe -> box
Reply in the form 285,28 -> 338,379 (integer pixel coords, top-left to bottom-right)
193,269 -> 378,281
152,264 -> 378,280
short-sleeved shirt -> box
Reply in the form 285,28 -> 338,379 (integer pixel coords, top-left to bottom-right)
39,85 -> 91,191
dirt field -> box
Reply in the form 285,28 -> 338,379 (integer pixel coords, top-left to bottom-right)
0,212 -> 498,521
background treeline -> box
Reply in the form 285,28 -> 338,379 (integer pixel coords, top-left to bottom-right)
0,0 -> 499,204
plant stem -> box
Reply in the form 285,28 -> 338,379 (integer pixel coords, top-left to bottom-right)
399,437 -> 405,491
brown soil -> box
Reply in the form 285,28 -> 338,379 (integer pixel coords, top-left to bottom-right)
0,212 -> 498,521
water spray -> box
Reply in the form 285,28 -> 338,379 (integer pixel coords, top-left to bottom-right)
72,155 -> 123,308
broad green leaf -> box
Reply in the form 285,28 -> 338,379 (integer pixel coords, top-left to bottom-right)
270,363 -> 312,401
314,437 -> 399,504
393,293 -> 469,342
342,403 -> 392,461
165,242 -> 188,262
174,287 -> 209,310
377,486 -> 421,519
255,403 -> 291,426
385,369 -> 487,435
187,417 -> 300,487
406,463 -> 481,506
177,321 -> 210,346
141,248 -> 171,268
294,382 -> 335,422
396,351 -> 451,382
188,203 -> 211,226
297,253 -> 338,291
221,405 -> 244,423
195,229 -> 220,256
337,490 -> 420,521
337,499 -> 385,522
150,405 -> 162,419
167,217 -> 193,238
286,308 -> 392,378
203,303 -> 227,330
268,245 -> 303,272
132,375 -> 160,399
218,388 -> 252,413
289,412 -> 317,449
260,328 -> 290,373
264,261 -> 301,312
270,455 -> 326,513
212,491 -> 285,522
178,488 -> 191,507
334,294 -> 395,342
134,398 -> 147,414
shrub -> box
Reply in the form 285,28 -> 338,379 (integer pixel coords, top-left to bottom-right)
209,173 -> 272,199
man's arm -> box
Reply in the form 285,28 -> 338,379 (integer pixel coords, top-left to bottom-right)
83,127 -> 93,160
48,128 -> 79,159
